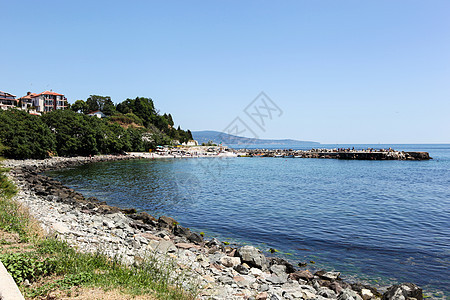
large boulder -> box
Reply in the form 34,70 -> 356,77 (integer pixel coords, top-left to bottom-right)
233,264 -> 249,275
289,270 -> 314,281
220,256 -> 241,267
132,212 -> 157,226
338,289 -> 363,300
187,232 -> 203,244
382,283 -> 423,300
158,215 -> 177,229
173,225 -> 191,238
121,208 -> 137,214
351,283 -> 380,298
315,270 -> 341,281
96,204 -> 120,214
270,264 -> 287,277
267,257 -> 296,273
318,287 -> 337,298
236,245 -> 267,270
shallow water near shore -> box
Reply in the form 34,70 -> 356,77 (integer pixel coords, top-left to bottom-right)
46,144 -> 450,298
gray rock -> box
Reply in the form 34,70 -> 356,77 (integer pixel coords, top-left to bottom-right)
322,271 -> 341,281
281,281 -> 301,293
338,288 -> 363,300
103,220 -> 115,229
329,281 -> 344,294
361,288 -> 374,300
209,253 -> 225,264
220,256 -> 241,268
318,286 -> 337,298
283,290 -> 304,299
312,279 -> 321,290
270,264 -> 287,277
218,275 -> 233,285
155,240 -> 177,253
173,225 -> 191,237
158,215 -> 177,229
268,257 -> 296,274
299,285 -> 317,294
188,232 -> 203,244
237,245 -> 267,270
206,237 -> 221,247
289,270 -> 314,281
250,267 -> 264,276
382,283 -> 423,300
234,264 -> 249,275
52,222 -> 69,234
155,230 -> 170,238
316,270 -> 341,281
267,274 -> 288,284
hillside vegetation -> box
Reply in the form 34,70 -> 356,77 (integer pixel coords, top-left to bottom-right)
0,95 -> 192,159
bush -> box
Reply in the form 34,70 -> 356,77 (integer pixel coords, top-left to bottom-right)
109,113 -> 144,126
0,110 -> 56,159
0,252 -> 57,283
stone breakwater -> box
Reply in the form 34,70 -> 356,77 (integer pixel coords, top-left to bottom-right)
3,156 -> 424,300
240,149 -> 431,160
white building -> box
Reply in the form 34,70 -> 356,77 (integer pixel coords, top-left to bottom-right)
18,92 -> 37,110
87,110 -> 106,118
27,90 -> 68,112
0,91 -> 18,110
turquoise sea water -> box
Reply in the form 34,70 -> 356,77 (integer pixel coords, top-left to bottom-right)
46,144 -> 450,298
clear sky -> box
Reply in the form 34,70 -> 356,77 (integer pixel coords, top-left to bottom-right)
1,0 -> 449,144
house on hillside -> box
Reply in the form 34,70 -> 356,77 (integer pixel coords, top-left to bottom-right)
27,90 -> 68,112
18,92 -> 38,110
87,110 -> 106,118
0,91 -> 18,110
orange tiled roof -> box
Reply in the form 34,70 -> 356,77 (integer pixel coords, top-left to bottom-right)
19,93 -> 38,100
31,91 -> 64,97
0,91 -> 16,97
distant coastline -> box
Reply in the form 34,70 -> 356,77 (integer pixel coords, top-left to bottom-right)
192,130 -> 320,146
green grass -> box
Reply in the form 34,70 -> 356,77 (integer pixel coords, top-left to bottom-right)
0,166 -> 17,198
0,164 -> 197,299
0,166 -> 31,240
6,238 -> 197,299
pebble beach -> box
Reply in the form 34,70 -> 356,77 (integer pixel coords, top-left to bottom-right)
2,155 -> 424,300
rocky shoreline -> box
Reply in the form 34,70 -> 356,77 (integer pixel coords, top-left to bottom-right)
3,155 -> 424,300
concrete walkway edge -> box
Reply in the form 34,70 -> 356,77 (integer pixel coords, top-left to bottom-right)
0,259 -> 25,300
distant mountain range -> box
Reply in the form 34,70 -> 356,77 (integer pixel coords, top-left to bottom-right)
192,130 -> 319,146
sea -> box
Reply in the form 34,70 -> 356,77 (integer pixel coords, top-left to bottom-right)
45,144 -> 450,298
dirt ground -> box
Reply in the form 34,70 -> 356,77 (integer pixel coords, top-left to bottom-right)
43,287 -> 156,300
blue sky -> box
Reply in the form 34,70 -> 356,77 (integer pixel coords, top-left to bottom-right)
1,0 -> 449,143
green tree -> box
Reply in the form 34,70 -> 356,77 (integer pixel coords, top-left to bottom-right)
187,130 -> 193,140
41,110 -> 98,156
167,113 -> 174,127
71,100 -> 89,114
0,110 -> 56,159
86,95 -> 116,115
92,120 -> 130,154
127,128 -> 144,152
116,97 -> 156,128
102,98 -> 116,116
86,96 -> 99,112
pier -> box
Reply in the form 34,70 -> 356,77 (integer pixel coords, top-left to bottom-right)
239,149 -> 432,160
